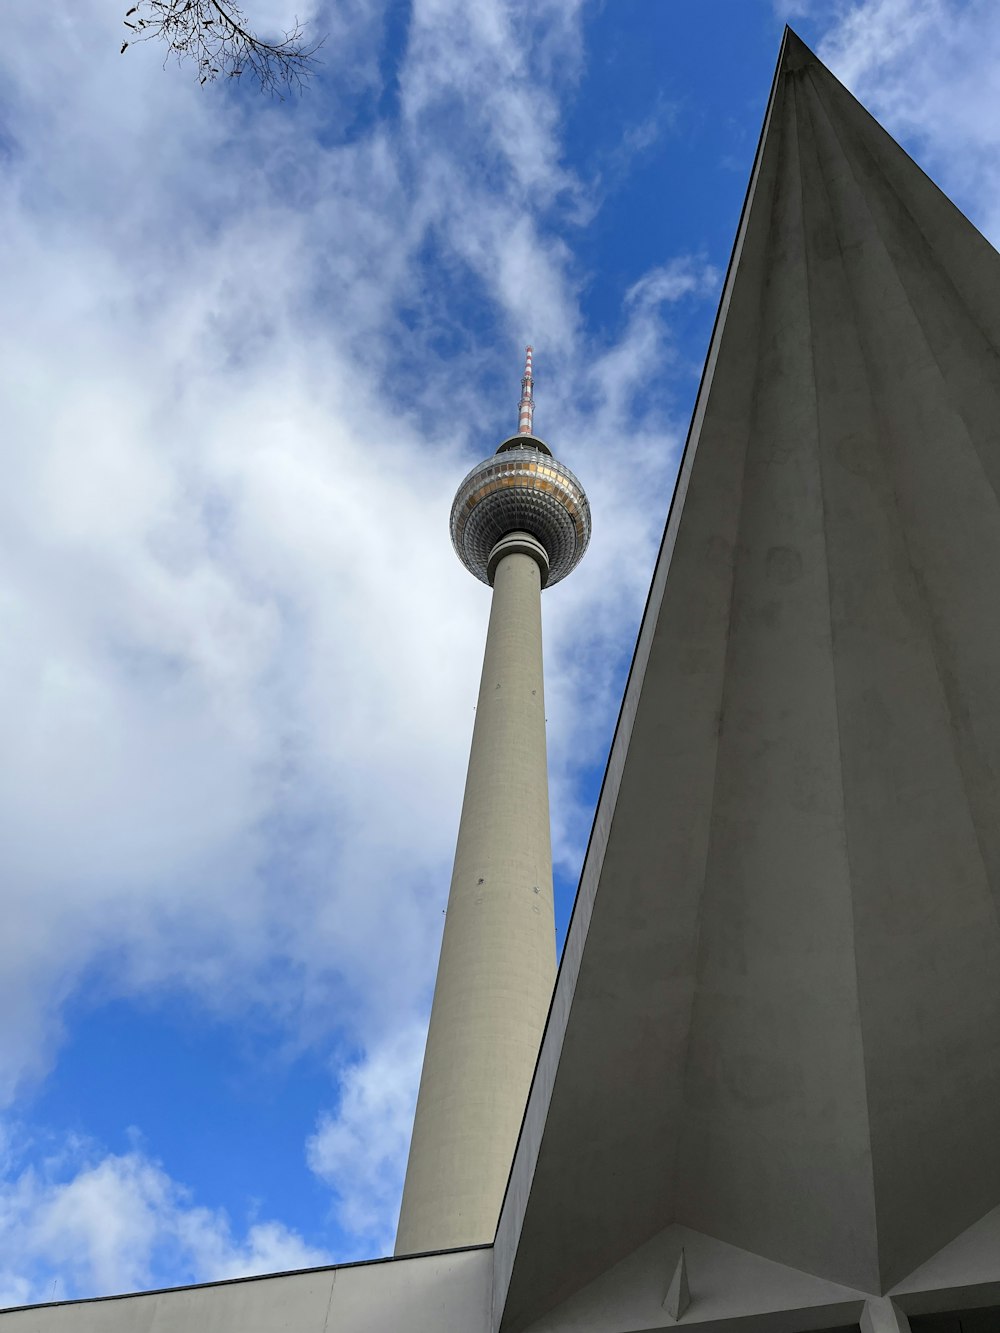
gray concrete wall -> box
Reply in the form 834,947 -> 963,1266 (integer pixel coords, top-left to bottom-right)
495,29 -> 1000,1332
520,1222 -> 869,1333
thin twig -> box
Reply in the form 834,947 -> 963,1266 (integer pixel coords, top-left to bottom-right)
121,0 -> 323,97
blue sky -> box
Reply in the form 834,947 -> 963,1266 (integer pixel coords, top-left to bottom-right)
2,0 -> 999,1306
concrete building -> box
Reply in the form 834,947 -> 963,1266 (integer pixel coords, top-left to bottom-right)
5,28 -> 1000,1333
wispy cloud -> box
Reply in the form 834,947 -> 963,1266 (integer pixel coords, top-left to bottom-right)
626,256 -> 721,308
306,1023 -> 426,1254
0,1125 -> 328,1306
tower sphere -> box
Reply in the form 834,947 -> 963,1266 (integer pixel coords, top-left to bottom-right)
449,351 -> 591,588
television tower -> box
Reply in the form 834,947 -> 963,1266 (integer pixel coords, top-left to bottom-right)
395,349 -> 591,1255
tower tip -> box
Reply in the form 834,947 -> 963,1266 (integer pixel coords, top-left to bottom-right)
518,346 -> 535,436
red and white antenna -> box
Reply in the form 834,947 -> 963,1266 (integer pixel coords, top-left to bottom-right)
517,346 -> 534,435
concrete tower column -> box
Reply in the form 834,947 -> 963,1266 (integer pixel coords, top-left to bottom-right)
396,353 -> 590,1255
395,534 -> 553,1254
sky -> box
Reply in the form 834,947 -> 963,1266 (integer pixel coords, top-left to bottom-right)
2,0 -> 1000,1308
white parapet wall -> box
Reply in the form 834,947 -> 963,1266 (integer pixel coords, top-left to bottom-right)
0,1246 -> 492,1333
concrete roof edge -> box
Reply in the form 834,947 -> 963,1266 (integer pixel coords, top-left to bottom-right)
0,1243 -> 493,1317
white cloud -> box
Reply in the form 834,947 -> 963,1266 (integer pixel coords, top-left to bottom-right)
306,1023 -> 426,1254
773,0 -> 818,17
626,256 -> 720,309
0,1129 -> 329,1307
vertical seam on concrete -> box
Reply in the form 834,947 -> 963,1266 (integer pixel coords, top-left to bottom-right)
810,56 -> 1000,365
809,65 -> 1000,928
668,54 -> 790,1224
797,66 -> 882,1292
320,1269 -> 337,1333
807,66 -> 1000,937
808,66 -> 1000,517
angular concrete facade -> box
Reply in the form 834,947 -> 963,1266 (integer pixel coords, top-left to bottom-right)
494,29 -> 1000,1331
5,29 -> 1000,1333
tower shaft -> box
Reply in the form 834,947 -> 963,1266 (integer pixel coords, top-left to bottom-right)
395,540 -> 555,1254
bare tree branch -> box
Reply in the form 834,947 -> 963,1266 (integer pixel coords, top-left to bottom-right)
121,0 -> 323,97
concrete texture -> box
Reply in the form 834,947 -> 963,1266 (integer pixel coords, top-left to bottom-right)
519,1222 -> 870,1333
890,1206 -> 1000,1319
0,1248 -> 491,1333
395,541 -> 556,1254
862,1299 -> 911,1333
494,28 -> 1000,1333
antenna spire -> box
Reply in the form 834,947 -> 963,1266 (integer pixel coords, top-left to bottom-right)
517,346 -> 534,435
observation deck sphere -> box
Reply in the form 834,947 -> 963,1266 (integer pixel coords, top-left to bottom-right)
450,437 -> 591,588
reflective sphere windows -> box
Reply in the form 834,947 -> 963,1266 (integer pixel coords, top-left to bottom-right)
450,444 -> 591,587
